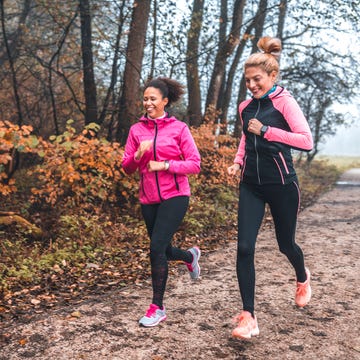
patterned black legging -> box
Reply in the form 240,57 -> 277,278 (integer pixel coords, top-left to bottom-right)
237,181 -> 307,316
141,196 -> 192,308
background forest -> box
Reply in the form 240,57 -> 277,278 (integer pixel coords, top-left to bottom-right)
0,0 -> 360,313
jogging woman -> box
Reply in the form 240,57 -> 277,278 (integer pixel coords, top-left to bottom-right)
227,36 -> 313,339
122,77 -> 201,327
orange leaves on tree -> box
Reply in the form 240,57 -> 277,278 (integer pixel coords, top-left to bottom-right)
28,120 -> 131,212
0,120 -> 42,196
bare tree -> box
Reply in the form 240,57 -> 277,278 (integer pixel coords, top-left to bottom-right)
0,0 -> 31,67
186,0 -> 205,127
116,0 -> 151,144
0,0 -> 23,125
204,0 -> 246,124
79,0 -> 98,125
276,0 -> 287,39
98,1 -> 128,131
231,0 -> 268,137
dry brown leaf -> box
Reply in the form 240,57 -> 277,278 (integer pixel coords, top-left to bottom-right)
71,311 -> 81,318
19,338 -> 27,346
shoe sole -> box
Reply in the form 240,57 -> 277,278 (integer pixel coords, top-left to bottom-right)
232,328 -> 260,340
139,315 -> 167,327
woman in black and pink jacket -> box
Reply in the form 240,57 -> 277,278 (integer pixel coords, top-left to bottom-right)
227,36 -> 313,340
122,77 -> 201,327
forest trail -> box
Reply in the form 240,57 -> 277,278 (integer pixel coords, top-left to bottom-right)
1,169 -> 360,360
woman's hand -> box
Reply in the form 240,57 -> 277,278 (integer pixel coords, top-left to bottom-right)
134,140 -> 153,160
247,118 -> 263,136
227,163 -> 241,176
148,160 -> 167,172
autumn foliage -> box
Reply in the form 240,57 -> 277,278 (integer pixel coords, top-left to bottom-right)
0,121 -> 41,196
28,120 -> 127,211
0,119 -> 342,314
0,119 -> 240,304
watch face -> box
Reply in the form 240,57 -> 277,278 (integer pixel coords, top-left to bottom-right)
261,126 -> 268,137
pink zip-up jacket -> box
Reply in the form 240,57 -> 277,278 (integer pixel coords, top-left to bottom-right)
122,114 -> 201,204
234,86 -> 313,185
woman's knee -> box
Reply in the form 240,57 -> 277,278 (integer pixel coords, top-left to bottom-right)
150,242 -> 166,259
237,241 -> 255,257
278,243 -> 297,257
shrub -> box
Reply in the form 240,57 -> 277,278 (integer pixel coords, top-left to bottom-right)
0,120 -> 41,195
28,120 -> 136,213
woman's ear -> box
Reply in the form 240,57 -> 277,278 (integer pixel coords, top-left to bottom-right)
271,70 -> 278,83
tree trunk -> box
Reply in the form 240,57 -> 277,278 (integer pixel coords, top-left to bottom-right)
186,0 -> 205,127
48,12 -> 78,135
220,33 -> 253,131
99,0 -> 127,129
233,0 -> 268,137
116,0 -> 151,145
221,0 -> 268,136
79,0 -> 98,125
148,0 -> 157,80
0,0 -> 24,125
276,0 -> 288,40
0,0 -> 31,67
204,0 -> 246,124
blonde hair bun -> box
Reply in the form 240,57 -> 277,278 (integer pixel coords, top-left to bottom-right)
257,36 -> 282,60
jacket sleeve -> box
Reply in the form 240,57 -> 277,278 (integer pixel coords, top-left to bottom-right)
168,125 -> 201,175
266,96 -> 313,151
121,127 -> 141,175
234,134 -> 246,166
233,102 -> 247,165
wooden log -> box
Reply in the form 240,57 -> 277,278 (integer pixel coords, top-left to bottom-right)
0,212 -> 43,239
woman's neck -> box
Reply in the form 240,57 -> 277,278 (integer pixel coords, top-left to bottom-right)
260,84 -> 277,99
148,112 -> 166,120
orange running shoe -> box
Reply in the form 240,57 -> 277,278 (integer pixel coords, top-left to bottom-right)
232,311 -> 259,339
295,267 -> 312,307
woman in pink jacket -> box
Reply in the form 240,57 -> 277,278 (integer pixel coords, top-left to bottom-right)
227,37 -> 313,339
122,77 -> 201,327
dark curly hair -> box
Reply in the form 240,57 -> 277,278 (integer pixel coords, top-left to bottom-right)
144,77 -> 185,107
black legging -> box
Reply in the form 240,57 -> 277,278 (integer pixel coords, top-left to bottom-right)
237,181 -> 307,316
141,196 -> 192,308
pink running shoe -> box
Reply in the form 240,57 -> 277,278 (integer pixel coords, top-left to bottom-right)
139,304 -> 167,327
232,311 -> 259,339
295,267 -> 312,307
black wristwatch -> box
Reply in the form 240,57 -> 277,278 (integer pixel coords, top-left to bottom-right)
260,125 -> 269,138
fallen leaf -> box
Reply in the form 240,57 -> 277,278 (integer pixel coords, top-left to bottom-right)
19,338 -> 27,346
71,311 -> 81,318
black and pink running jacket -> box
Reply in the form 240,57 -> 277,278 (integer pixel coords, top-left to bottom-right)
234,86 -> 313,185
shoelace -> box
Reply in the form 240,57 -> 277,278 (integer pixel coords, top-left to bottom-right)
296,282 -> 308,296
233,314 -> 250,326
145,305 -> 158,317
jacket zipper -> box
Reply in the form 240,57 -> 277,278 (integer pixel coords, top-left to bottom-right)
153,123 -> 163,202
253,101 -> 261,184
174,174 -> 179,191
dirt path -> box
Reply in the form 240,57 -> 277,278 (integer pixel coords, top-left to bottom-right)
1,169 -> 360,360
